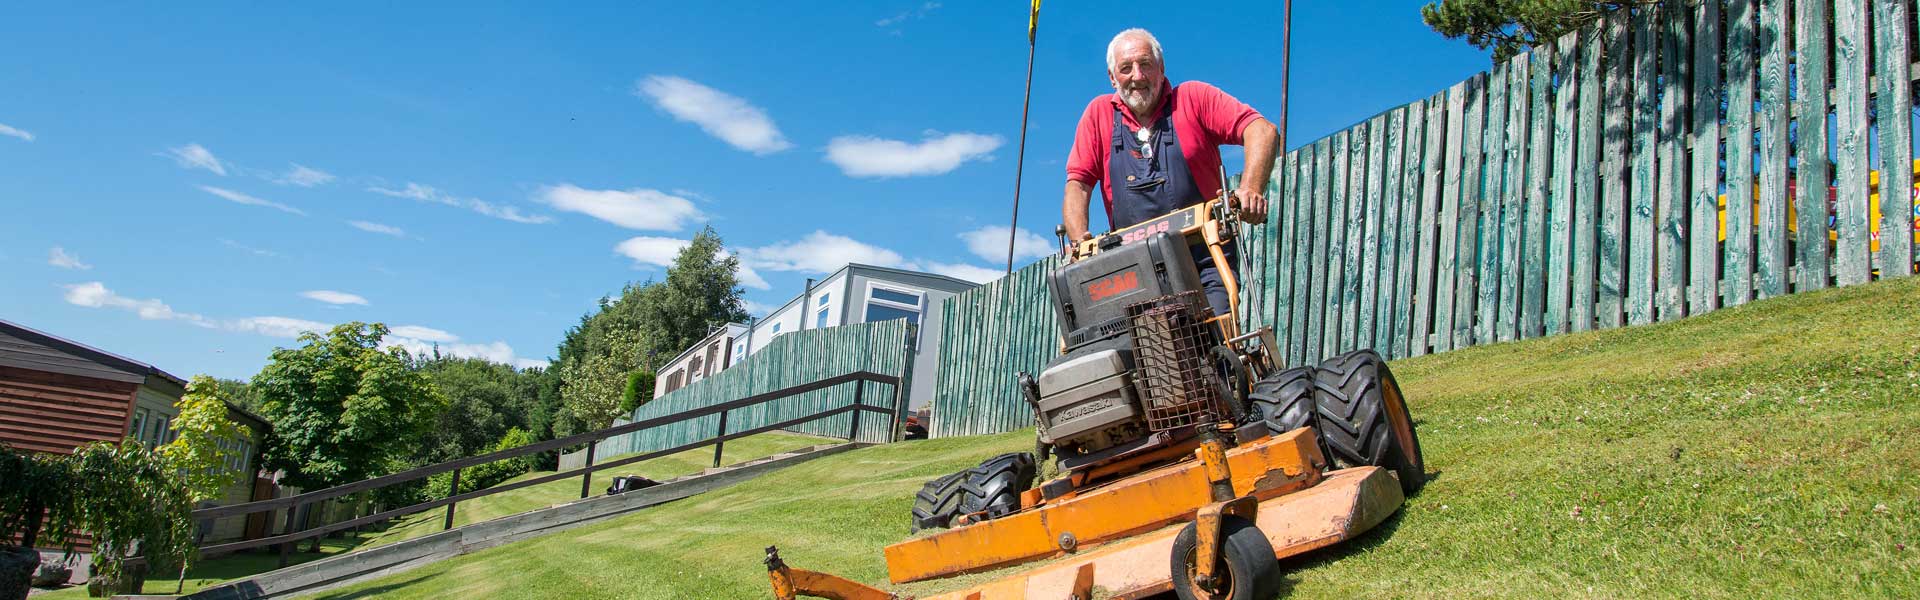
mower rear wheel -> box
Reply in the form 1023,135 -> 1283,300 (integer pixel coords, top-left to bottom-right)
1313,349 -> 1426,494
1247,366 -> 1317,435
958,452 -> 1036,521
909,470 -> 968,532
1169,516 -> 1282,600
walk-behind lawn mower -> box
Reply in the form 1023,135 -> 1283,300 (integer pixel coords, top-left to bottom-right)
767,197 -> 1425,600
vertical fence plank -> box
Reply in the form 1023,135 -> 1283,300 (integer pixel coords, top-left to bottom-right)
1341,122 -> 1371,353
1572,23 -> 1604,332
1413,92 -> 1449,357
1523,47 -> 1554,338
1874,0 -> 1915,278
1658,4 -> 1693,321
1309,138 -> 1334,362
1360,114 -> 1388,350
1795,0 -> 1833,291
1292,144 -> 1319,365
1376,106 -> 1409,356
1477,63 -> 1511,345
1831,0 -> 1871,285
1382,106 -> 1413,355
1689,0 -> 1723,315
1724,0 -> 1758,306
1755,0 -> 1792,298
1629,8 -> 1659,326
1399,97 -> 1436,358
1499,53 -> 1531,341
1275,150 -> 1299,361
1599,12 -> 1632,329
1435,81 -> 1468,353
1453,73 -> 1487,350
1326,131 -> 1353,360
1548,32 -> 1581,336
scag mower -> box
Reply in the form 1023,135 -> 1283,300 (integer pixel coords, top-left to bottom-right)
767,196 -> 1425,600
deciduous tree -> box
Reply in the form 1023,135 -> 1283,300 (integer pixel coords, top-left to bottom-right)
252,323 -> 443,492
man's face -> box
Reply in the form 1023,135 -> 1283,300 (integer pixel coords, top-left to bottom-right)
1108,38 -> 1163,118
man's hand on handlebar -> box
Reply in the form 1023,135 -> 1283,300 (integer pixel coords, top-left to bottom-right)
1232,187 -> 1268,225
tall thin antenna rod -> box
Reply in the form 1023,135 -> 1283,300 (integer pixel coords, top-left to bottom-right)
1006,1 -> 1042,274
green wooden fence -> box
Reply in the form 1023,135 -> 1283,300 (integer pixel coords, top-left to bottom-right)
577,319 -> 915,464
930,1 -> 1918,438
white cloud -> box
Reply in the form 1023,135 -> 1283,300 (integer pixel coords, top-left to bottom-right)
635,75 -> 791,155
876,1 -> 942,28
369,182 -> 552,224
277,164 -> 336,187
48,247 -> 91,270
740,231 -> 908,273
164,143 -> 227,176
958,226 -> 1054,263
63,281 -> 339,337
541,185 -> 703,231
381,326 -> 547,369
614,236 -> 689,268
219,238 -> 280,258
300,290 -> 369,306
62,282 -> 208,324
615,236 -> 771,290
918,261 -> 1004,284
0,123 -> 32,142
200,185 -> 307,216
825,131 -> 1002,177
390,325 -> 457,342
229,316 -> 330,338
737,230 -> 1000,285
742,299 -> 779,317
348,220 -> 406,237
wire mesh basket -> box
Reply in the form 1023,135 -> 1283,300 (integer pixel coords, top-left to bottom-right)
1126,291 -> 1229,432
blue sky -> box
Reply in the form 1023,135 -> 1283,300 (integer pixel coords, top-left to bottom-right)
0,1 -> 1492,380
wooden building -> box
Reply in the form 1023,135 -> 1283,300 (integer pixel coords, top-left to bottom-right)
0,319 -> 277,547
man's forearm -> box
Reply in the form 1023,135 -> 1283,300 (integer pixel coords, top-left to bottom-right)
1063,180 -> 1094,241
1240,118 -> 1279,192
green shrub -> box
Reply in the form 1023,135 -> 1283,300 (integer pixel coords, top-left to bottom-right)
422,428 -> 537,499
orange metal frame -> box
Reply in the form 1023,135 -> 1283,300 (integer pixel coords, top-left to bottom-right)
881,427 -> 1325,584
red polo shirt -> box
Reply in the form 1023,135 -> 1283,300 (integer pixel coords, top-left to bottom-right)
1066,80 -> 1263,226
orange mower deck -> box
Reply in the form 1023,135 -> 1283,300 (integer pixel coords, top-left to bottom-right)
765,429 -> 1407,600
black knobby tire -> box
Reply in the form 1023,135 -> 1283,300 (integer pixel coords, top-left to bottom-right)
1313,349 -> 1426,494
958,452 -> 1037,520
909,470 -> 969,532
1169,516 -> 1283,600
1247,366 -> 1317,435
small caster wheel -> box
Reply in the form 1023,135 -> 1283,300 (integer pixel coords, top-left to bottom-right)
1170,516 -> 1282,600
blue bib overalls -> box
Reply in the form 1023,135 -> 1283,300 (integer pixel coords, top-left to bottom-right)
1107,107 -> 1238,317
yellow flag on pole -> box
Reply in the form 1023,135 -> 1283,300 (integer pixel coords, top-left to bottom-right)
1029,0 -> 1042,43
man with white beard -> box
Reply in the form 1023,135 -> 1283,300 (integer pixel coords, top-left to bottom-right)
1062,28 -> 1278,318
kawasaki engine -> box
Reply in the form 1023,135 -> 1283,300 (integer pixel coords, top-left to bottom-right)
1022,231 -> 1218,469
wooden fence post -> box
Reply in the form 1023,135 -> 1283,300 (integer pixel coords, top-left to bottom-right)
277,502 -> 303,568
579,440 -> 597,499
846,383 -> 865,441
443,467 -> 462,531
712,410 -> 728,468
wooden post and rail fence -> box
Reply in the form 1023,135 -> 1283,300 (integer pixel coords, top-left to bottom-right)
168,370 -> 904,567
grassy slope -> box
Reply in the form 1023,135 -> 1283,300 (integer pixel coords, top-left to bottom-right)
31,431 -> 830,599
312,278 -> 1920,599
356,430 -> 836,549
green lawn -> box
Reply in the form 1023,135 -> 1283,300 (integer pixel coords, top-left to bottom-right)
310,276 -> 1920,599
355,430 -> 838,550
33,430 -> 832,598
